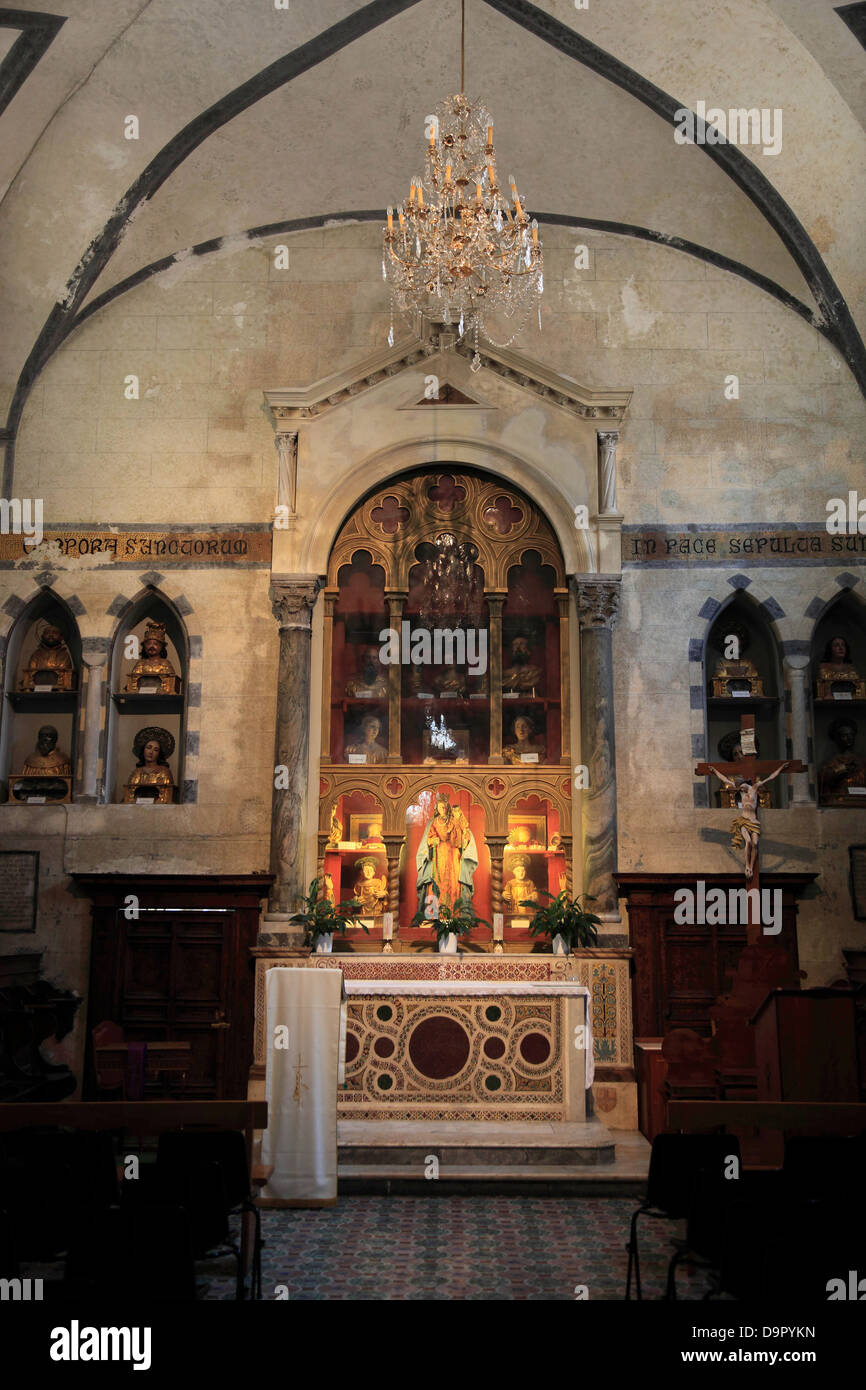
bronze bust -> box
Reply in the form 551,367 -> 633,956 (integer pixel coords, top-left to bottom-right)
819,717 -> 866,806
125,621 -> 181,695
123,726 -> 176,803
19,622 -> 76,692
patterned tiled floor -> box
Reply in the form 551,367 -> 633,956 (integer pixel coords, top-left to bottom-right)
206,1197 -> 715,1300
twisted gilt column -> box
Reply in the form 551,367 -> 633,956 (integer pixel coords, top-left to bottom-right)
572,576 -> 622,922
487,836 -> 506,917
383,835 -> 403,926
268,575 -> 324,915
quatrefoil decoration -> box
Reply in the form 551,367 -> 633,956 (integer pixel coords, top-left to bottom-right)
371,495 -> 410,534
482,495 -> 523,535
427,474 -> 466,512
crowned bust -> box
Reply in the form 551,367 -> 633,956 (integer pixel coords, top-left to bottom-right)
123,726 -> 176,803
19,622 -> 76,692
125,621 -> 181,695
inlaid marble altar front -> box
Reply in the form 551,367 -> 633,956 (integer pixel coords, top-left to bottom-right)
339,980 -> 590,1121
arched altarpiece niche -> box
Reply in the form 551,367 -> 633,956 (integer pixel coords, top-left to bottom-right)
315,465 -> 578,948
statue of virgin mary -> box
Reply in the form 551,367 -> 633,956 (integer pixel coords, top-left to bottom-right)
415,791 -> 478,915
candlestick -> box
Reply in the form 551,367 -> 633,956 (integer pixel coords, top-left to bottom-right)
493,913 -> 504,940
383,912 -> 393,940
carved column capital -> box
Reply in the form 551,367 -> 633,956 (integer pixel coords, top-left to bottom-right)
571,575 -> 622,631
270,575 -> 324,631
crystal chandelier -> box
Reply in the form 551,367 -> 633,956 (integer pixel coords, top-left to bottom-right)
418,532 -> 479,628
382,1 -> 543,368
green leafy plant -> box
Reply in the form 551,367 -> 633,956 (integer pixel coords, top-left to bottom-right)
291,878 -> 366,946
410,884 -> 491,943
525,890 -> 601,953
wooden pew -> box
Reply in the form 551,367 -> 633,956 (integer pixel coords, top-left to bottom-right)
668,1100 -> 866,1135
0,1100 -> 269,1288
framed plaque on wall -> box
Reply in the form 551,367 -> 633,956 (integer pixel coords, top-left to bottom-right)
0,851 -> 39,932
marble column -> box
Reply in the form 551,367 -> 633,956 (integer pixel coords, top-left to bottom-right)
79,643 -> 108,803
267,575 -> 324,919
597,432 -> 619,516
572,576 -> 622,922
784,651 -> 812,806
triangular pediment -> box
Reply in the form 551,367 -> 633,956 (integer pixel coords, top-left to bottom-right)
264,324 -> 631,426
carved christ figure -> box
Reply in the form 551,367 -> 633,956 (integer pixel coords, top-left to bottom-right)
708,762 -> 788,877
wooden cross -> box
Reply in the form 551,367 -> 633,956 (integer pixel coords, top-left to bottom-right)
695,712 -> 805,939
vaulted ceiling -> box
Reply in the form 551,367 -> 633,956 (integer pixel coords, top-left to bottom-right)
1,0 -> 864,440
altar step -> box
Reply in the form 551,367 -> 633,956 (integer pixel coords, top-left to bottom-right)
336,1118 -> 647,1191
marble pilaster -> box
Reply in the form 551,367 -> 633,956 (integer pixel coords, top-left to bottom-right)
572,576 -> 621,922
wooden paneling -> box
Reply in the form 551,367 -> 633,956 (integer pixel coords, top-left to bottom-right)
76,874 -> 272,1099
616,873 -> 816,1042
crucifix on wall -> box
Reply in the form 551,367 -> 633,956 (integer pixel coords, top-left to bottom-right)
695,712 -> 804,939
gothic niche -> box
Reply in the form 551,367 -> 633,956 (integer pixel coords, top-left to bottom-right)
1,593 -> 81,805
107,591 -> 187,804
812,590 -> 866,808
704,598 -> 785,809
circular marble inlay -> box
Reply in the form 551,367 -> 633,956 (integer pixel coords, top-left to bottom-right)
484,1075 -> 501,1092
373,1035 -> 395,1059
345,1032 -> 360,1062
408,1016 -> 471,1079
520,1031 -> 551,1064
484,1004 -> 502,1023
483,1036 -> 506,1060
377,1074 -> 393,1090
376,1004 -> 393,1023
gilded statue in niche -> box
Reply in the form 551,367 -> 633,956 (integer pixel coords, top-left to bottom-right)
353,856 -> 388,915
415,792 -> 478,914
123,726 -> 176,804
19,622 -> 76,692
125,621 -> 181,695
502,855 -> 541,914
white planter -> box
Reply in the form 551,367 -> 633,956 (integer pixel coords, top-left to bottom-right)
438,932 -> 458,955
314,932 -> 334,955
552,933 -> 569,956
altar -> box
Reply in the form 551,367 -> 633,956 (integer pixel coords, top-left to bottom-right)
339,978 -> 591,1122
250,949 -> 635,1131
